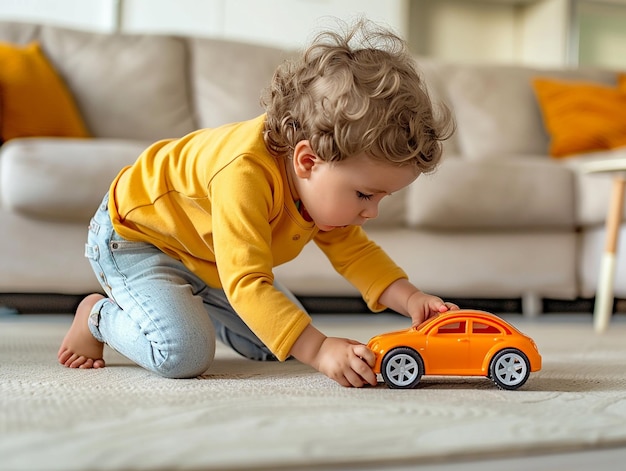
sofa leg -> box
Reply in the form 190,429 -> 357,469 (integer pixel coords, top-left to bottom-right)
521,292 -> 542,317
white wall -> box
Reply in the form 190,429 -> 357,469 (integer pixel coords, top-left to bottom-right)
410,0 -> 519,63
575,0 -> 626,68
1,0 -> 625,67
119,0 -> 409,50
409,0 -> 573,66
408,0 -> 626,67
119,0 -> 222,38
220,0 -> 408,49
0,0 -> 119,32
518,0 -> 571,66
0,0 -> 409,50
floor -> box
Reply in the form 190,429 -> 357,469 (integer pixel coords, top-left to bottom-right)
313,446 -> 626,471
288,311 -> 626,471
3,307 -> 625,471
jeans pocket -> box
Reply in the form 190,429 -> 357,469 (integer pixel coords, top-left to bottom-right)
108,233 -> 161,279
109,239 -> 154,252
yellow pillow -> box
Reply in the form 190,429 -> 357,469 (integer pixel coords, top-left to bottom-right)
0,41 -> 89,142
532,77 -> 626,158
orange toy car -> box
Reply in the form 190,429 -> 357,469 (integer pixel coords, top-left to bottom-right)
367,309 -> 542,390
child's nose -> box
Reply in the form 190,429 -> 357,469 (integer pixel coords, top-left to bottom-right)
360,204 -> 379,219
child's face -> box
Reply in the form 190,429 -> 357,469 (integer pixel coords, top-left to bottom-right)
292,141 -> 419,232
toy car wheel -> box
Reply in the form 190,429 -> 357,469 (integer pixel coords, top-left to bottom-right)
381,347 -> 424,389
489,348 -> 530,390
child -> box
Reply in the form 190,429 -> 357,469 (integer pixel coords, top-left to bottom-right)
58,19 -> 458,387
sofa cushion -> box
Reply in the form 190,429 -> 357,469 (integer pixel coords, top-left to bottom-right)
39,26 -> 196,140
441,64 -> 618,160
190,37 -> 292,128
0,138 -> 149,221
406,156 -> 575,230
532,77 -> 626,158
0,41 -> 89,142
274,228 -> 578,299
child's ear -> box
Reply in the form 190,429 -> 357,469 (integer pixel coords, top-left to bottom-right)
292,140 -> 319,178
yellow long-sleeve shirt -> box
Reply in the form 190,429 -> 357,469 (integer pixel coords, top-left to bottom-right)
108,115 -> 407,360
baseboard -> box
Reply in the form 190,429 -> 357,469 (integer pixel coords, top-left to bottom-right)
0,293 -> 91,314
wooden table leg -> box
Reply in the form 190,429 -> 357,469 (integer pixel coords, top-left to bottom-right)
594,174 -> 626,333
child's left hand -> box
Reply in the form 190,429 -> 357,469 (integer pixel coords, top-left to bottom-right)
406,291 -> 459,327
379,279 -> 459,328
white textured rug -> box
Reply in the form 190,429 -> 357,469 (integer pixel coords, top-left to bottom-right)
1,313 -> 626,470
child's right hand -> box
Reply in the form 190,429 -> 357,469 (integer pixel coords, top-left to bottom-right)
313,337 -> 378,388
290,325 -> 378,388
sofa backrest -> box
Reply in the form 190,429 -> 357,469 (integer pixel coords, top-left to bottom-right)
413,56 -> 462,158
3,20 -> 619,163
189,37 -> 292,130
421,61 -> 618,160
40,25 -> 197,141
0,20 -> 40,44
0,21 -> 292,141
0,21 -> 198,140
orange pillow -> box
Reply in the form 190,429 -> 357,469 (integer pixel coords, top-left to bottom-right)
532,77 -> 626,158
619,73 -> 626,90
0,41 -> 89,142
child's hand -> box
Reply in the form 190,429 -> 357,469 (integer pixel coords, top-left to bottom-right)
312,337 -> 378,388
406,291 -> 459,327
379,279 -> 459,327
290,325 -> 377,388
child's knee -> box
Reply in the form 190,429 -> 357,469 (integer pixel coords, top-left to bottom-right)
155,315 -> 216,378
150,324 -> 216,378
155,343 -> 216,378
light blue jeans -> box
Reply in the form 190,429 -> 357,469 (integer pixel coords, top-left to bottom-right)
85,194 -> 306,378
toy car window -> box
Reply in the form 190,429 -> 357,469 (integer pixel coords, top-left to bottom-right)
436,321 -> 466,334
472,322 -> 501,334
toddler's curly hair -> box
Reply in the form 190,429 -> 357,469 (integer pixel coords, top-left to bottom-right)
262,19 -> 453,173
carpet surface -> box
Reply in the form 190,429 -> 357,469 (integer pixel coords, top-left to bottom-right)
1,313 -> 626,470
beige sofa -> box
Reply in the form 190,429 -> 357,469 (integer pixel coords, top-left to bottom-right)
1,21 -> 625,316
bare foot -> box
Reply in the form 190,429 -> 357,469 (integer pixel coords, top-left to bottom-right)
58,293 -> 106,369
